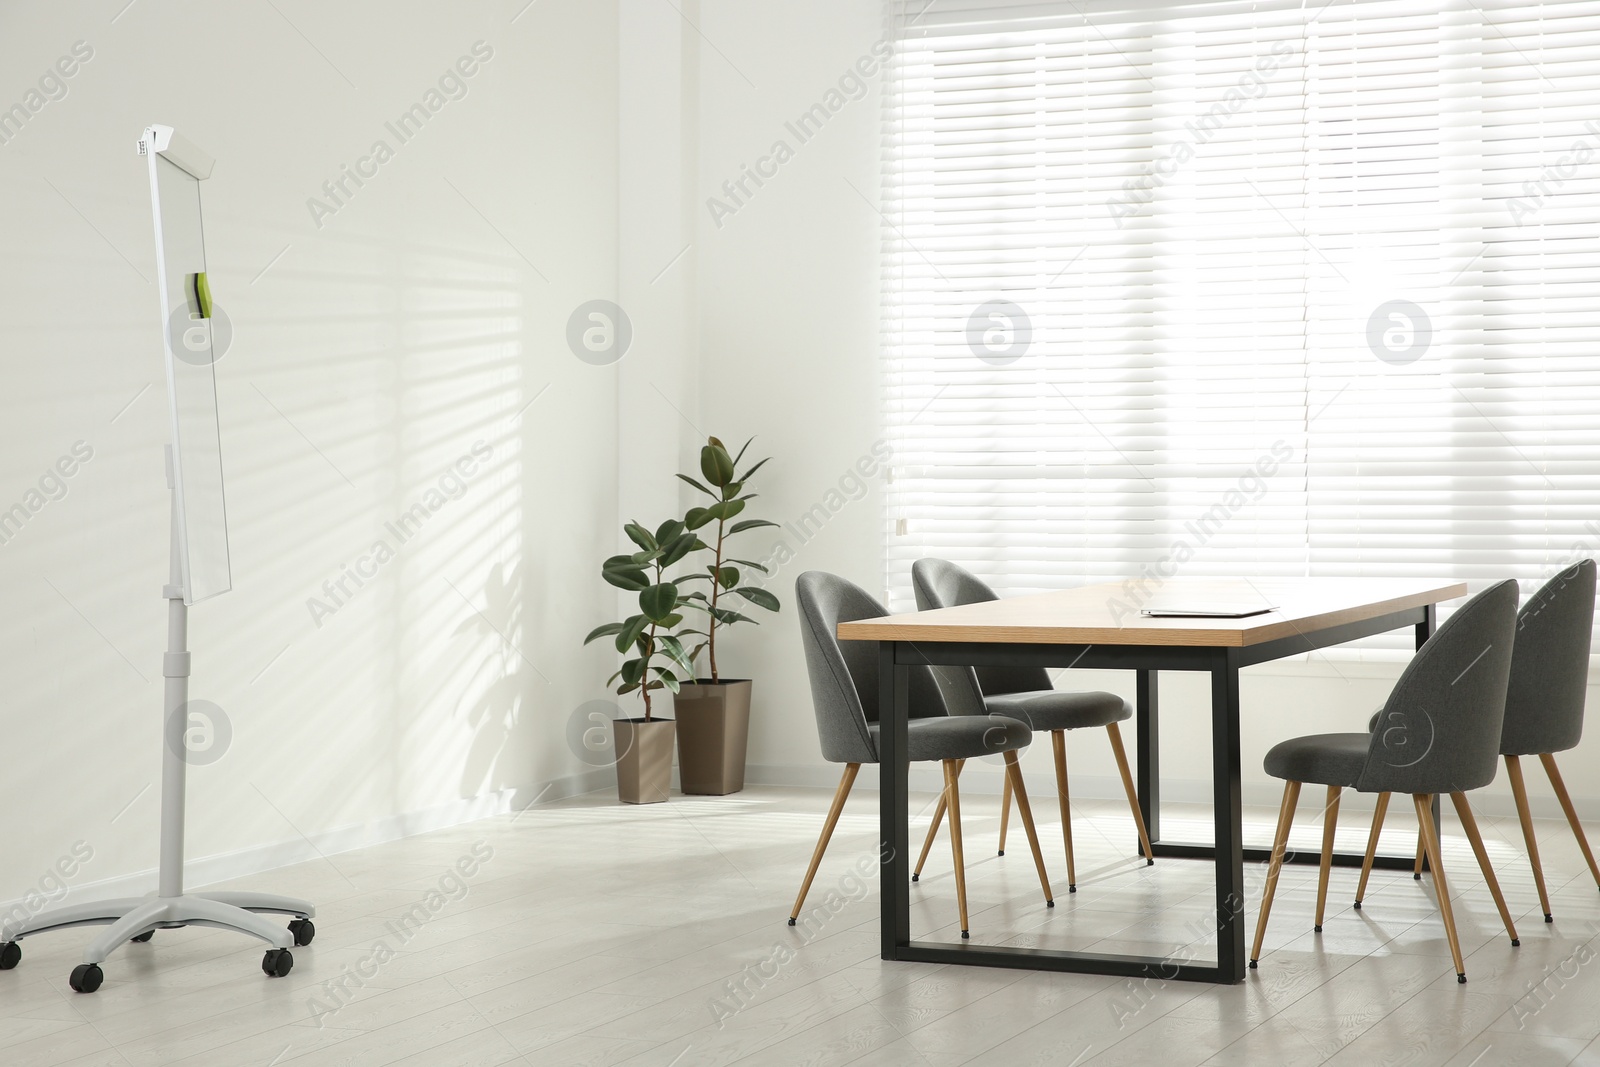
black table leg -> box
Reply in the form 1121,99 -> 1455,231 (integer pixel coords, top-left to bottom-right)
1136,669 -> 1160,854
1417,604 -> 1442,847
879,642 -> 910,961
1211,650 -> 1246,982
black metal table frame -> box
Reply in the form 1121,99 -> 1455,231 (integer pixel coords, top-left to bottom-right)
877,602 -> 1438,984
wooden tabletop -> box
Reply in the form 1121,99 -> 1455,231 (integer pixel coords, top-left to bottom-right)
837,577 -> 1469,647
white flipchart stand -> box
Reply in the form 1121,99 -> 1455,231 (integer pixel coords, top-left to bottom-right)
0,127 -> 316,993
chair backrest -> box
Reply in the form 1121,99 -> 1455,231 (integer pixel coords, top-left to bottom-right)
1358,579 -> 1520,795
794,570 -> 950,765
911,558 -> 1053,698
1501,559 -> 1596,756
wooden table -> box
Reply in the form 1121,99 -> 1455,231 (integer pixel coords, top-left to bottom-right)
837,577 -> 1469,984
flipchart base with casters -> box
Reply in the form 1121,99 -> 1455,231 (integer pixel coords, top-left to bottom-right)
0,452 -> 315,993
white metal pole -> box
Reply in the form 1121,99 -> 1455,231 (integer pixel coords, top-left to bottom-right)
158,449 -> 189,900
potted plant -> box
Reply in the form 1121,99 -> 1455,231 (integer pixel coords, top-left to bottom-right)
583,518 -> 698,803
672,437 -> 781,795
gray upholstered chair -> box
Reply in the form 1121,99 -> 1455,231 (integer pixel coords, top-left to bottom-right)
789,571 -> 1055,938
1356,560 -> 1599,924
909,558 -> 1153,893
1250,580 -> 1523,983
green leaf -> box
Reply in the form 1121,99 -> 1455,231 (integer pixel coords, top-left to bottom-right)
676,473 -> 716,497
684,506 -> 715,530
701,441 -> 735,487
728,519 -> 779,535
620,658 -> 646,687
730,437 -> 753,468
736,456 -> 771,482
726,557 -> 771,573
650,665 -> 682,694
707,498 -> 746,522
616,681 -> 640,695
658,635 -> 696,675
659,613 -> 684,628
711,607 -> 755,626
602,556 -> 650,591
717,566 -> 740,589
654,518 -> 686,545
640,582 -> 680,622
584,622 -> 625,645
659,532 -> 699,568
722,480 -> 744,501
624,522 -> 656,552
614,615 -> 650,654
734,586 -> 781,612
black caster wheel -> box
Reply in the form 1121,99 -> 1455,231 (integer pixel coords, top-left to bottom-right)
130,932 -> 154,943
1046,900 -> 1055,908
997,850 -> 1005,857
1512,938 -> 1521,947
1545,913 -> 1554,923
288,919 -> 315,947
1314,925 -> 1323,933
69,963 -> 103,993
911,873 -> 919,882
1353,901 -> 1362,910
1248,959 -> 1258,969
1456,973 -> 1467,984
0,942 -> 19,969
1068,884 -> 1077,894
262,948 -> 294,978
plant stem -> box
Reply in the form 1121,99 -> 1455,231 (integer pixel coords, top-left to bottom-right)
642,622 -> 655,721
708,517 -> 726,682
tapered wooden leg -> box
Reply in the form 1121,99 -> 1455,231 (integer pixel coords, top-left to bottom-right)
1355,792 -> 1390,908
913,759 -> 963,882
1003,750 -> 1055,906
1051,731 -> 1077,891
1507,755 -> 1553,921
1450,792 -> 1519,946
1315,785 -> 1342,931
1251,779 -> 1301,967
1106,722 -> 1155,867
944,760 -> 970,938
998,770 -> 1012,856
1414,836 -> 1425,879
790,764 -> 859,923
1415,793 -> 1467,982
1541,753 -> 1600,891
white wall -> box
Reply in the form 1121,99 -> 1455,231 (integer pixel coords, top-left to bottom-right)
0,0 -> 625,906
689,0 -> 1600,822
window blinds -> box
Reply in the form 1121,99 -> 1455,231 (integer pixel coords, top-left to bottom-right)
882,0 -> 1600,652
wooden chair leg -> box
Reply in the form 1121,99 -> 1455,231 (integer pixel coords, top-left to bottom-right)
998,769 -> 1012,856
1315,785 -> 1342,931
1415,793 -> 1467,982
944,760 -> 970,938
1541,753 -> 1600,891
790,764 -> 860,924
1251,779 -> 1301,968
1450,792 -> 1519,946
913,759 -> 963,882
1003,750 -> 1055,906
1052,731 -> 1077,891
1106,721 -> 1155,866
1355,792 -> 1389,909
1507,755 -> 1553,922
1414,836 -> 1425,879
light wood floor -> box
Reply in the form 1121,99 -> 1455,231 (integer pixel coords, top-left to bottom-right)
5,785 -> 1600,1066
